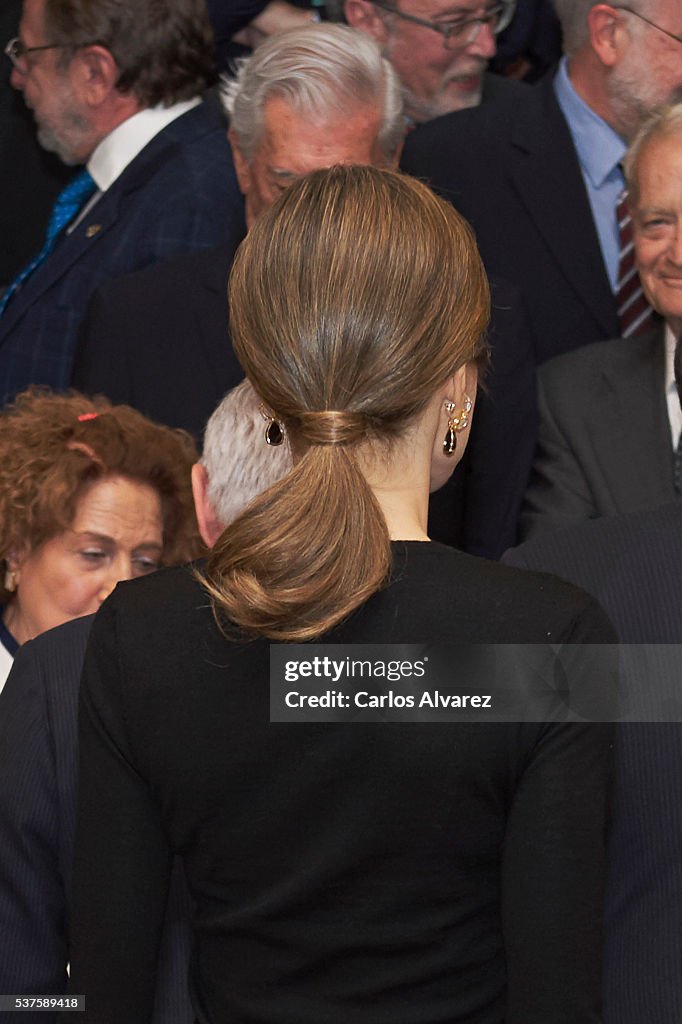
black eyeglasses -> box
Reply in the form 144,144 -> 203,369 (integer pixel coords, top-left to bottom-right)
4,36 -> 63,68
371,1 -> 515,50
611,6 -> 682,45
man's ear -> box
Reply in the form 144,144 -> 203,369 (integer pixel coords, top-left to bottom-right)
191,463 -> 226,548
588,4 -> 625,69
228,128 -> 252,198
70,44 -> 120,106
344,0 -> 391,44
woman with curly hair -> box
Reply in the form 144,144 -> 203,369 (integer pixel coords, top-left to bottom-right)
0,388 -> 202,689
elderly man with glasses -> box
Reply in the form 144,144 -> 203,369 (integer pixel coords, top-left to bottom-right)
345,0 -> 522,122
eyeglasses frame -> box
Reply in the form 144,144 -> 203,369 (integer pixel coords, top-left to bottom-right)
610,5 -> 682,45
370,1 -> 515,49
4,36 -> 66,69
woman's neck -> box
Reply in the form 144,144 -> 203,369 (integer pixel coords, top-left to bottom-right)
356,431 -> 433,542
2,601 -> 32,647
370,479 -> 431,541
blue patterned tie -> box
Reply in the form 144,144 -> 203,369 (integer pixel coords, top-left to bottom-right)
0,168 -> 97,317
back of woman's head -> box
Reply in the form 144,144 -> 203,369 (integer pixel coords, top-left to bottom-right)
204,165 -> 489,641
0,389 -> 202,586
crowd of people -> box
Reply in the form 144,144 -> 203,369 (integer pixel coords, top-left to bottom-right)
0,0 -> 681,1022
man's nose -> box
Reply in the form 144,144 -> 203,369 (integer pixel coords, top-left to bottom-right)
466,19 -> 497,59
668,227 -> 682,267
10,63 -> 26,90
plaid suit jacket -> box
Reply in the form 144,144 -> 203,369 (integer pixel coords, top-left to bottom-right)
0,92 -> 245,406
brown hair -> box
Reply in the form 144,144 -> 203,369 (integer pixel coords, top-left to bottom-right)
202,165 -> 489,641
44,0 -> 216,107
0,389 -> 202,600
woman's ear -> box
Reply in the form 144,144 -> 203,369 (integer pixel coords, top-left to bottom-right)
3,550 -> 25,592
446,363 -> 478,412
429,364 -> 478,493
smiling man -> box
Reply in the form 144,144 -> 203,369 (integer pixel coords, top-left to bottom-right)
506,101 -> 682,1024
521,98 -> 682,539
345,0 -> 520,122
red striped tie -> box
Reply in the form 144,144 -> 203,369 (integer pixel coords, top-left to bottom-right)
616,190 -> 655,337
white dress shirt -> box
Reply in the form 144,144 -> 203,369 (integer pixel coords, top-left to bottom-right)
70,97 -> 202,229
664,323 -> 681,449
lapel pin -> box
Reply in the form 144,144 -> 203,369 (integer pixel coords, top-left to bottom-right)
85,224 -> 102,238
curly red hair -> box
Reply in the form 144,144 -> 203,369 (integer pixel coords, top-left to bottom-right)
0,389 -> 203,596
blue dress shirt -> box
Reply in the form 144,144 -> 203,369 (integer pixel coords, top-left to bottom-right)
554,57 -> 627,291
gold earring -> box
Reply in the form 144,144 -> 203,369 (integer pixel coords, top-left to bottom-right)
442,394 -> 472,458
259,403 -> 284,447
4,567 -> 17,593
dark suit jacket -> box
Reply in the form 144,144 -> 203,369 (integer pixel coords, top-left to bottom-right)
521,328 -> 675,539
401,73 -> 620,364
73,239 -> 245,443
504,502 -> 682,1024
0,615 -> 193,1024
479,69 -> 529,103
0,94 -> 246,406
74,246 -> 536,558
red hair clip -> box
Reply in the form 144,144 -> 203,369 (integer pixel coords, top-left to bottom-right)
77,412 -> 99,422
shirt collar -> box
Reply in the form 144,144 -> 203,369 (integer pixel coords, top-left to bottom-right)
665,322 -> 678,396
87,97 -> 202,192
554,57 -> 626,190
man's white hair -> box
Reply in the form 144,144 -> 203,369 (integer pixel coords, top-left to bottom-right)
221,24 -> 404,162
201,380 -> 292,527
624,96 -> 682,196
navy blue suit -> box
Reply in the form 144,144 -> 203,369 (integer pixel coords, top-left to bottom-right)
504,503 -> 682,1024
0,615 -> 194,1024
0,93 -> 245,406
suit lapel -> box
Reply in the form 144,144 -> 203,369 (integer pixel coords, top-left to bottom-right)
508,78 -> 618,338
0,195 -> 121,339
597,328 -> 675,508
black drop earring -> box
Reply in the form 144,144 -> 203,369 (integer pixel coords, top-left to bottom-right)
259,403 -> 284,447
442,396 -> 472,458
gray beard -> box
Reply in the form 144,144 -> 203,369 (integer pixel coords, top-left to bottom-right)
36,121 -> 82,166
